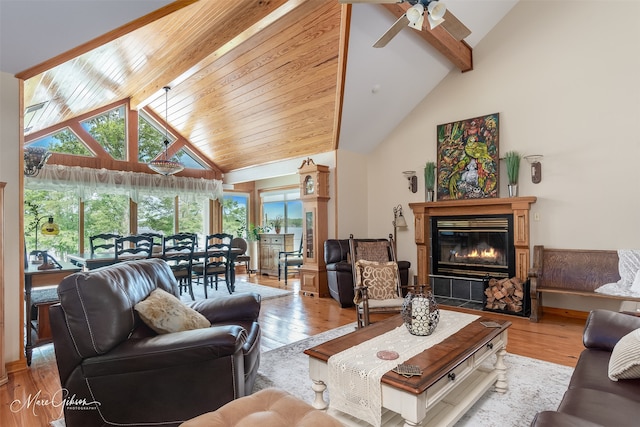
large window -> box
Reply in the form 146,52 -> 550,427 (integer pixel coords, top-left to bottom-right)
83,192 -> 129,249
137,195 -> 175,235
179,197 -> 207,244
261,188 -> 302,248
223,193 -> 249,238
24,189 -> 79,260
25,188 -> 215,260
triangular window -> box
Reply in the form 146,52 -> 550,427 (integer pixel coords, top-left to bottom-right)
174,148 -> 206,170
27,128 -> 93,157
138,111 -> 175,163
80,106 -> 126,160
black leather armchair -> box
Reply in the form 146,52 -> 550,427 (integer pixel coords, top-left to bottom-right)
50,258 -> 261,427
324,238 -> 411,308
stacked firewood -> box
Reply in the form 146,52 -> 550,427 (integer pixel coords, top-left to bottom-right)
484,277 -> 525,313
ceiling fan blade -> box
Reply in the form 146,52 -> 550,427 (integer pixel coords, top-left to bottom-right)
373,14 -> 409,48
440,10 -> 471,41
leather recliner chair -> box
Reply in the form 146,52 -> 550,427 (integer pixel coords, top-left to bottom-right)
50,258 -> 261,427
324,238 -> 411,308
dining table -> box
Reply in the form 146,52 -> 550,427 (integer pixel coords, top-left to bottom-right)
66,247 -> 242,286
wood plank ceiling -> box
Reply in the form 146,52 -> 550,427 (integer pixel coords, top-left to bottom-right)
21,0 -> 345,174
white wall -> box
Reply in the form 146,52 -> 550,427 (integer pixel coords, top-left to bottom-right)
1,72 -> 22,364
335,149 -> 368,239
361,0 -> 640,311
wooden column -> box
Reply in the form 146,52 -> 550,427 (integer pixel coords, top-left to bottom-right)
409,197 -> 537,285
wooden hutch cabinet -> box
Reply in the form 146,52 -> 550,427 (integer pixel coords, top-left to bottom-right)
259,233 -> 294,276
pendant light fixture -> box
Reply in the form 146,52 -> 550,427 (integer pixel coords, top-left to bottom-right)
148,86 -> 184,176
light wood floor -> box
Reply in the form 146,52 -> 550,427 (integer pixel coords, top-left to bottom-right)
0,273 -> 586,427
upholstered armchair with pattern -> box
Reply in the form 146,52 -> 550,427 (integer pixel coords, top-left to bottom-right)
349,235 -> 412,328
325,237 -> 410,308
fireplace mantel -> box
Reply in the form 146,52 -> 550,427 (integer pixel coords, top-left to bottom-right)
409,197 -> 537,284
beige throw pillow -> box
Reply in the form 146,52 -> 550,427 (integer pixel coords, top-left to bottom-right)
135,288 -> 211,334
355,260 -> 399,301
608,328 -> 640,381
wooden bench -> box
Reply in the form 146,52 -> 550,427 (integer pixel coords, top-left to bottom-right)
529,245 -> 640,322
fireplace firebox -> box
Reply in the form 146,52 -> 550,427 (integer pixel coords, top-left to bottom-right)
431,214 -> 515,280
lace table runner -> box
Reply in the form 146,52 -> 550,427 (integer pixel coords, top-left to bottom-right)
327,311 -> 479,427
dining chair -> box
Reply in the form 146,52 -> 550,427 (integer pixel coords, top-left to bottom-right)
140,232 -> 164,254
193,233 -> 233,297
162,232 -> 196,300
89,233 -> 122,255
278,238 -> 303,286
114,235 -> 155,262
231,237 -> 252,276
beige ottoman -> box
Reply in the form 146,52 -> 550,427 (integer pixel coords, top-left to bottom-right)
180,388 -> 343,427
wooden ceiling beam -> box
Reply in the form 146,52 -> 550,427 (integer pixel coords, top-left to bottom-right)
380,3 -> 473,72
333,4 -> 351,151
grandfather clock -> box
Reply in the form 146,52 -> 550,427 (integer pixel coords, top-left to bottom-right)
298,158 -> 330,297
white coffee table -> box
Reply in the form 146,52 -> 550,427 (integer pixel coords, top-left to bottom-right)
304,315 -> 510,426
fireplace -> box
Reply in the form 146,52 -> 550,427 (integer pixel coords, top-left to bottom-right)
431,214 -> 515,280
409,197 -> 537,315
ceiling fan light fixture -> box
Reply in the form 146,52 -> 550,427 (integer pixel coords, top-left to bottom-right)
427,1 -> 446,29
428,1 -> 447,20
406,4 -> 425,30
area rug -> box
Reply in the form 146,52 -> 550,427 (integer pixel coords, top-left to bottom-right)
51,324 -> 573,427
179,277 -> 293,302
254,325 -> 574,427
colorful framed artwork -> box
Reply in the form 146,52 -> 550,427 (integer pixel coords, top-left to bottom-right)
436,113 -> 499,200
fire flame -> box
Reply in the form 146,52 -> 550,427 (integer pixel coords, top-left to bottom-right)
455,247 -> 497,260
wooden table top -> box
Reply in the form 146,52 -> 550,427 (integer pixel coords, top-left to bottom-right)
304,313 -> 511,395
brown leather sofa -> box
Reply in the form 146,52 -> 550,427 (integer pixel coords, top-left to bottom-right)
324,238 -> 410,307
531,310 -> 640,427
50,258 -> 261,427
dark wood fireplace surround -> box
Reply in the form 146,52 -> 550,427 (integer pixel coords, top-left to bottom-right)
409,197 -> 537,287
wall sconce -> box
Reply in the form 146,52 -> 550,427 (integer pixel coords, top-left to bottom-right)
524,155 -> 543,184
24,146 -> 51,177
392,204 -> 408,253
403,171 -> 417,193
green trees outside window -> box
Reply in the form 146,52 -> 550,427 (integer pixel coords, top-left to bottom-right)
223,194 -> 248,238
83,193 -> 129,249
24,189 -> 79,258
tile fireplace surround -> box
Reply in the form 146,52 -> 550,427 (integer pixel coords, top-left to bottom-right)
409,197 -> 537,307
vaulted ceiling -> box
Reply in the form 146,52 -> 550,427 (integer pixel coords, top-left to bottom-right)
3,0 -> 519,178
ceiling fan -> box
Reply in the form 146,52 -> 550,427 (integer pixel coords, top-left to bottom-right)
340,0 -> 471,48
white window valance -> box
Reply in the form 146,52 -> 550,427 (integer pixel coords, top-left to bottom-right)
25,164 -> 223,203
